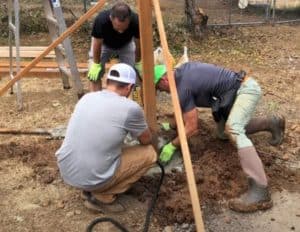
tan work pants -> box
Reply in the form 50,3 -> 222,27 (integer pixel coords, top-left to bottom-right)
92,145 -> 157,203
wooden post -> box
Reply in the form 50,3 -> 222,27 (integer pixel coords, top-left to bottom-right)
152,0 -> 205,231
137,0 -> 157,133
0,0 -> 106,96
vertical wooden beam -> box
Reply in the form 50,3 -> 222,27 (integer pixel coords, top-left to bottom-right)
137,0 -> 157,132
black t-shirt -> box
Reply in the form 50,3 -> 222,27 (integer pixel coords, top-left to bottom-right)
175,62 -> 238,112
91,10 -> 139,49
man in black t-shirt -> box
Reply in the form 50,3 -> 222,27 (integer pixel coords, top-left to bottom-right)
88,2 -> 140,91
153,62 -> 285,213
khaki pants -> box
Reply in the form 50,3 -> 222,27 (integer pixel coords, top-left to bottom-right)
91,145 -> 157,203
226,77 -> 262,149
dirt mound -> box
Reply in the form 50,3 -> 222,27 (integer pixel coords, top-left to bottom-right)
129,119 -> 300,226
1,123 -> 299,227
131,150 -> 299,226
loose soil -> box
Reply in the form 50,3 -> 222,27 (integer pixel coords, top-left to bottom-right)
0,1 -> 300,231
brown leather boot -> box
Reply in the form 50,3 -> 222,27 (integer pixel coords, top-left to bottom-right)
83,193 -> 125,213
81,190 -> 91,200
245,115 -> 285,146
229,178 -> 273,213
215,119 -> 229,141
268,115 -> 285,145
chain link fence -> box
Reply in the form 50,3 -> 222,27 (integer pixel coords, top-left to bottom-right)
1,0 -> 298,38
195,0 -> 300,25
75,0 -> 300,28
84,0 -> 300,25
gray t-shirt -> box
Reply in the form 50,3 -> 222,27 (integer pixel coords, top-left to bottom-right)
175,62 -> 238,112
55,90 -> 147,190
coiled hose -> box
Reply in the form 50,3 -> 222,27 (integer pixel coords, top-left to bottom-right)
86,161 -> 165,232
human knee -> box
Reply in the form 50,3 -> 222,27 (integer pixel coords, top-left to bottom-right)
241,78 -> 262,97
225,121 -> 242,143
225,121 -> 238,136
226,122 -> 254,148
143,145 -> 157,163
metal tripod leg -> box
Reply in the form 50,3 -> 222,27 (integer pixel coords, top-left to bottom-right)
43,0 -> 84,98
8,0 -> 23,110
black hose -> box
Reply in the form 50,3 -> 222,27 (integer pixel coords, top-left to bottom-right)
86,161 -> 165,232
86,217 -> 129,232
143,161 -> 164,232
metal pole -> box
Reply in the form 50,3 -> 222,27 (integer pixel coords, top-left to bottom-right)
14,0 -> 23,110
229,0 -> 233,25
274,19 -> 300,24
7,0 -> 23,110
8,0 -> 13,94
265,0 -> 270,22
83,0 -> 87,13
272,0 -> 276,23
208,21 -> 267,27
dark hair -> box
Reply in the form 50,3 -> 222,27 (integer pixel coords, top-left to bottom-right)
110,2 -> 132,22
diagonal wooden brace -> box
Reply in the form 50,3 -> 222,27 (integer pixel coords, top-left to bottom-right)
152,0 -> 205,231
0,0 -> 106,96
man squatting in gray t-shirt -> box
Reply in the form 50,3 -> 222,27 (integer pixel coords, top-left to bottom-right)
56,63 -> 157,213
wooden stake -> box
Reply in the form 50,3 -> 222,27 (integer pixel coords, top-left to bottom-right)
0,0 -> 106,96
137,0 -> 157,133
0,128 -> 50,136
152,0 -> 205,231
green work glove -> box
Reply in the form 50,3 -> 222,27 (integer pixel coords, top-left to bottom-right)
88,62 -> 102,81
159,142 -> 177,164
161,122 -> 171,131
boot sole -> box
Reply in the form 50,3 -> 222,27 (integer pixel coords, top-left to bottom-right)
81,191 -> 91,200
83,199 -> 105,213
83,196 -> 126,214
229,199 -> 273,213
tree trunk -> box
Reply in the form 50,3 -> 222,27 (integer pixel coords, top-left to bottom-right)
185,0 -> 208,39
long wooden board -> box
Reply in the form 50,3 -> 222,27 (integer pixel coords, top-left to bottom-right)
0,67 -> 88,78
0,46 -> 55,58
0,61 -> 88,68
0,61 -> 118,78
152,0 -> 205,231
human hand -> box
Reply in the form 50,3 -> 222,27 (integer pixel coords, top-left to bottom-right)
159,142 -> 177,164
161,122 -> 171,131
88,62 -> 102,81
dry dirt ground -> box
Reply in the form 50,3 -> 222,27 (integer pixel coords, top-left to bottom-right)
0,1 -> 300,231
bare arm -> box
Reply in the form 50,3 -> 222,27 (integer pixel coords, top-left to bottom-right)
171,108 -> 199,147
92,37 -> 103,64
137,128 -> 153,145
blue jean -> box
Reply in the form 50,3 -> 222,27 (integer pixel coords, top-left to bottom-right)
226,78 -> 262,149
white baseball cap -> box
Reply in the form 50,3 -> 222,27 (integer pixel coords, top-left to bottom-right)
107,63 -> 136,84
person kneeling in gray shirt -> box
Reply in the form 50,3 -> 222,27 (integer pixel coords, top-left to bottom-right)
56,63 -> 156,213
